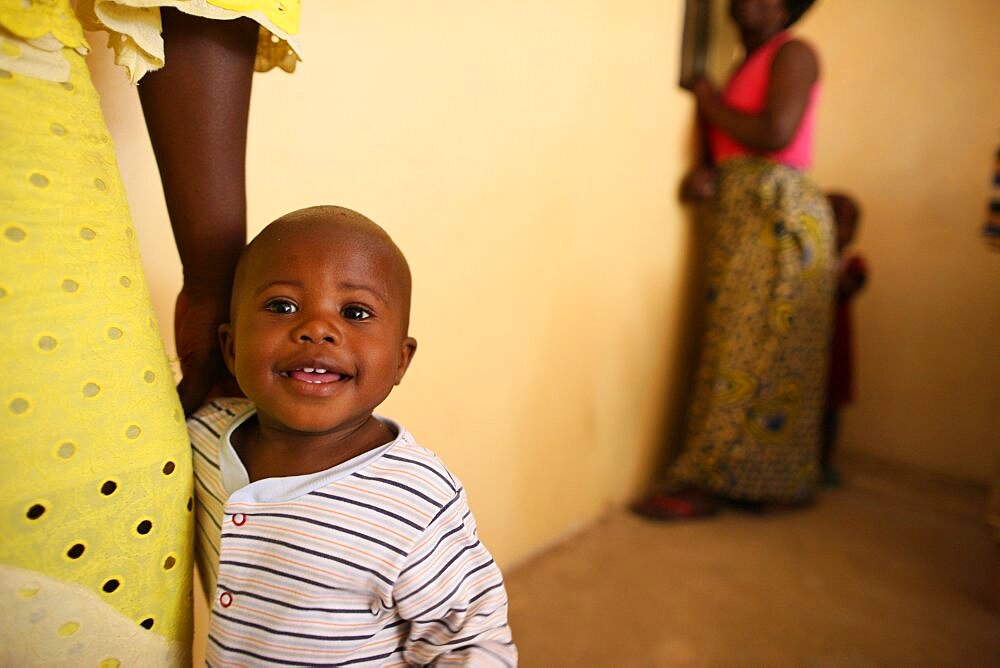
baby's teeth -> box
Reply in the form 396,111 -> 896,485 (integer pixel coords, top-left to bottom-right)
304,367 -> 314,372
315,368 -> 327,373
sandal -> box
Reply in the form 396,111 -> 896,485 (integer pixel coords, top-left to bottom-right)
630,488 -> 721,521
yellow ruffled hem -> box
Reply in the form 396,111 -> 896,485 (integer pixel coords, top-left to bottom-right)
0,0 -> 300,84
0,0 -> 87,51
77,0 -> 301,83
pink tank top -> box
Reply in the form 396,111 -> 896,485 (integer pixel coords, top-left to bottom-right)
709,31 -> 820,170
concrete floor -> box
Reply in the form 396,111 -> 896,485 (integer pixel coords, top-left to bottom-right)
505,456 -> 1000,666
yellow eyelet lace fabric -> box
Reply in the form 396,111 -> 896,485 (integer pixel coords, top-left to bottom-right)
0,0 -> 87,48
1,47 -> 194,663
0,1 -> 298,664
0,1 -> 87,83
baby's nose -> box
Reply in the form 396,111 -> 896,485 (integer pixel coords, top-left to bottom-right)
293,318 -> 339,344
299,332 -> 335,343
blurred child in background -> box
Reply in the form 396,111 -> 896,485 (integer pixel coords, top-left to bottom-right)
822,192 -> 868,486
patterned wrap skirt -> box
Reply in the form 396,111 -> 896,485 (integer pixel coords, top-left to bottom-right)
668,157 -> 836,503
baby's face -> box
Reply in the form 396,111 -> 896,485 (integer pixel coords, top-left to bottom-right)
828,195 -> 859,252
221,219 -> 416,436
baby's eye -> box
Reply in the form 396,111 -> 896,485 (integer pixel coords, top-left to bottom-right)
264,299 -> 297,314
342,306 -> 372,321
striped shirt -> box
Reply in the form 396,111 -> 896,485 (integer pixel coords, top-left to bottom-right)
189,399 -> 517,666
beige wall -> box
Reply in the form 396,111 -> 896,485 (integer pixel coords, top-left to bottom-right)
797,0 -> 1000,481
89,0 -> 698,571
89,0 -> 1000,576
86,0 -> 1000,656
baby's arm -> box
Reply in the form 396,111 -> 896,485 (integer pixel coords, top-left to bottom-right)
395,488 -> 517,666
839,254 -> 868,300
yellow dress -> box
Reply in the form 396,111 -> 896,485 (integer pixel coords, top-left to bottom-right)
0,1 -> 298,664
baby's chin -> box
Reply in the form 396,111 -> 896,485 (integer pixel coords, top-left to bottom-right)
257,409 -> 378,438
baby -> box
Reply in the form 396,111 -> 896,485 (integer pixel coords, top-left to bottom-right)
188,206 -> 516,666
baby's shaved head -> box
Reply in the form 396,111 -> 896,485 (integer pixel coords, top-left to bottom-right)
826,192 -> 859,227
231,205 -> 412,331
220,204 -> 419,440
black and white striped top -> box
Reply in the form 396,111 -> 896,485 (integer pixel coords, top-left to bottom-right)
189,399 -> 516,666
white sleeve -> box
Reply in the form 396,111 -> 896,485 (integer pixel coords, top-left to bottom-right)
394,488 -> 517,666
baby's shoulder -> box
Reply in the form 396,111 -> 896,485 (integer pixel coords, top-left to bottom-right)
363,428 -> 463,508
187,398 -> 254,447
189,397 -> 253,422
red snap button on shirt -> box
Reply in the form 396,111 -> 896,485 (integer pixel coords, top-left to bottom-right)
232,513 -> 246,526
220,591 -> 233,607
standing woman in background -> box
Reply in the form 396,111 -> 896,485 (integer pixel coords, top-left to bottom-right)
635,0 -> 834,518
0,1 -> 298,662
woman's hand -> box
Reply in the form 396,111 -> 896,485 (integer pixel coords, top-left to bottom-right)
681,165 -> 718,202
689,78 -> 717,110
174,286 -> 241,415
838,256 -> 868,300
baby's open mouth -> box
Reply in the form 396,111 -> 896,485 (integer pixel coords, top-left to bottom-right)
281,367 -> 347,384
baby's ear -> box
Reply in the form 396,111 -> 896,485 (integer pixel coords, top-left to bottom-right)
394,337 -> 417,385
218,323 -> 237,376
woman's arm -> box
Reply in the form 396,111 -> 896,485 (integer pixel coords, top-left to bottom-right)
680,115 -> 718,202
694,39 -> 818,152
138,9 -> 258,414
